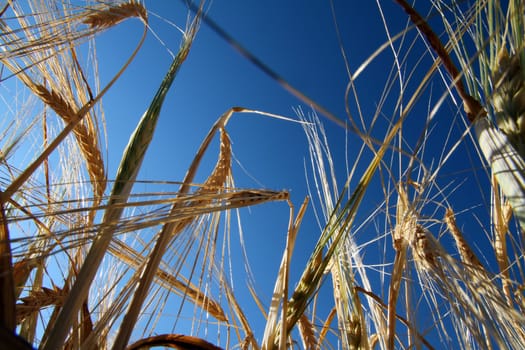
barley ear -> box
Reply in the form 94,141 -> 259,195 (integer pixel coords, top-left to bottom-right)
492,175 -> 514,305
16,287 -> 65,324
83,1 -> 148,29
388,184 -> 415,350
285,103 -> 404,339
298,314 -> 317,350
2,2 -> 148,204
34,84 -> 107,204
492,48 -> 525,158
126,334 -> 223,350
444,208 -> 482,268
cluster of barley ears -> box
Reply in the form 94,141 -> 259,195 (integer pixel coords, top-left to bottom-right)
1,0 -> 525,349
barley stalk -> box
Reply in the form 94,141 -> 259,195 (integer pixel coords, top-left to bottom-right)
115,103 -> 296,349
475,117 -> 525,230
355,286 -> 435,350
393,0 -> 486,121
316,307 -> 336,350
104,16 -> 204,349
0,199 -> 16,331
262,197 -> 307,350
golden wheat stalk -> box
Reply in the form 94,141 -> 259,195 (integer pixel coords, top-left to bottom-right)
316,307 -> 336,350
355,286 -> 435,350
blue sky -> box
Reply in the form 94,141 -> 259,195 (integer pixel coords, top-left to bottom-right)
77,0 -> 495,346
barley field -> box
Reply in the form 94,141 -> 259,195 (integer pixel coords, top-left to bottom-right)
1,1 -> 525,349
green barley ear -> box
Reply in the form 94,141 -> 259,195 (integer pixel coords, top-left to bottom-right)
492,48 -> 525,157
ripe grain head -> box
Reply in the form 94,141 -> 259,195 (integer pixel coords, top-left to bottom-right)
82,1 -> 148,29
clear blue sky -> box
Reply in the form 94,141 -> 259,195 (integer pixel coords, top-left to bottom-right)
90,0 -> 491,346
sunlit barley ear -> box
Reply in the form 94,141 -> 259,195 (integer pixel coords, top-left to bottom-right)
297,314 -> 317,350
493,177 -> 514,305
492,48 -> 525,158
387,183 -> 417,350
82,1 -> 148,28
126,334 -> 223,350
16,287 -> 66,325
444,208 -> 482,268
410,225 -> 438,271
34,84 -> 106,203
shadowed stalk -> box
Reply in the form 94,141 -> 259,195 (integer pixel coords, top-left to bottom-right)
0,200 -> 16,331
